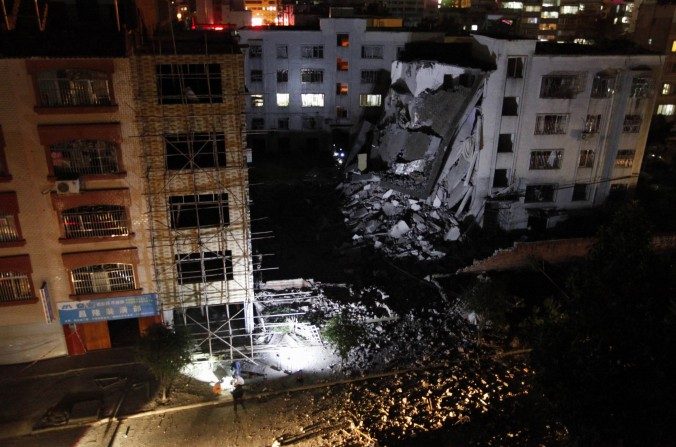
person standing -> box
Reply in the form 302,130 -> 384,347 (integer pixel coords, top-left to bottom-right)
231,375 -> 245,412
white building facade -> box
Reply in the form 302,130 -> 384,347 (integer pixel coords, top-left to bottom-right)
238,19 -> 443,152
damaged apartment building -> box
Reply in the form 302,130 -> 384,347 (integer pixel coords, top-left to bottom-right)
343,36 -> 661,253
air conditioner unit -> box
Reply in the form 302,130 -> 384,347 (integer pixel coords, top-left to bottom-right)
55,179 -> 80,195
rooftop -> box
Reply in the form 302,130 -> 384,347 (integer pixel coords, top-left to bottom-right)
399,42 -> 496,71
535,40 -> 657,56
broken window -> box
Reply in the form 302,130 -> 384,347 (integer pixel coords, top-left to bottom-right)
36,69 -> 112,107
336,107 -> 348,119
591,73 -> 615,98
301,45 -> 324,59
578,150 -> 595,168
493,169 -> 509,188
540,74 -> 579,98
276,93 -> 289,107
156,64 -> 222,104
507,57 -> 524,78
630,76 -> 653,98
361,45 -> 383,59
502,97 -> 518,115
278,118 -> 289,130
615,150 -> 635,168
277,69 -> 288,83
169,193 -> 229,229
572,183 -> 588,201
276,45 -> 288,59
250,70 -> 263,83
337,33 -> 349,47
50,140 -> 119,178
175,250 -> 233,284
584,114 -> 601,133
301,69 -> 323,83
535,114 -> 568,134
337,58 -> 349,71
529,150 -> 563,169
165,133 -> 226,170
360,94 -> 382,107
497,134 -> 513,152
525,184 -> 555,202
622,115 -> 642,133
251,94 -> 264,108
361,70 -> 380,84
301,94 -> 324,107
302,117 -> 317,129
336,83 -> 349,95
251,117 -> 265,130
249,45 -> 262,58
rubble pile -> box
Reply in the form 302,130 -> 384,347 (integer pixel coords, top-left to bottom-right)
340,179 -> 462,259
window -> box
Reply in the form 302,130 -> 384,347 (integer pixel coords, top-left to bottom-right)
525,5 -> 541,11
0,215 -> 20,243
251,94 -> 264,108
361,45 -> 383,59
0,272 -> 32,303
337,58 -> 349,71
615,150 -> 635,168
301,69 -> 323,83
622,115 -> 642,133
336,83 -> 348,95
497,134 -> 513,152
71,263 -> 135,295
507,57 -> 524,78
249,45 -> 262,58
539,23 -> 557,30
276,93 -> 289,107
176,250 -> 233,284
672,40 -> 676,52
657,104 -> 675,116
591,73 -> 615,98
584,114 -> 601,134
359,94 -> 382,107
578,150 -> 595,168
541,11 -> 559,18
397,46 -> 405,59
276,70 -> 288,83
278,118 -> 289,130
156,64 -> 222,104
301,94 -> 324,107
62,205 -> 128,239
630,76 -> 652,98
502,97 -> 518,115
251,117 -> 265,130
540,75 -> 579,98
525,184 -> 555,203
535,114 -> 568,134
503,2 -> 523,8
662,83 -> 672,95
50,140 -> 119,178
530,150 -> 563,169
336,107 -> 348,119
493,169 -> 509,188
560,5 -> 578,14
250,70 -> 263,83
337,33 -> 349,47
301,45 -> 324,59
302,117 -> 317,130
36,69 -> 112,107
169,193 -> 229,229
361,70 -> 380,84
165,133 -> 226,170
276,45 -> 288,59
572,184 -> 588,201
526,17 -> 538,23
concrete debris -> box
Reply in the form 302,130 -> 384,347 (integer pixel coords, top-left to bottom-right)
389,220 -> 411,238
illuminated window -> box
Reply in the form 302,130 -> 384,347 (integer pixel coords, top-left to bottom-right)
539,23 -> 557,30
337,34 -> 349,47
524,5 -> 540,11
337,58 -> 349,71
359,94 -> 382,107
336,83 -> 349,95
62,205 -> 129,239
541,11 -> 558,18
662,83 -> 672,95
72,264 -> 135,295
301,93 -> 324,107
276,93 -> 289,107
251,94 -> 264,108
526,17 -> 538,23
615,150 -> 635,168
541,0 -> 558,6
502,2 -> 523,9
672,41 -> 676,53
471,24 -> 478,31
657,104 -> 675,116
560,5 -> 578,14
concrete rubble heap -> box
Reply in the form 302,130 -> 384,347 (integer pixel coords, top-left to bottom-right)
343,60 -> 489,258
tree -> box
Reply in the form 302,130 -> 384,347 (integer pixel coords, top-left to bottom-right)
136,324 -> 193,403
322,313 -> 366,360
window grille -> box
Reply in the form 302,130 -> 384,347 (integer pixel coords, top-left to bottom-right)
50,140 -> 118,178
71,263 -> 135,295
361,45 -> 383,59
164,133 -> 226,170
301,45 -> 324,59
155,64 -> 222,104
175,250 -> 233,284
249,45 -> 262,58
584,114 -> 601,133
615,150 -> 635,168
591,73 -> 615,98
540,75 -> 579,98
251,94 -> 264,108
301,94 -> 324,107
36,69 -> 112,107
525,184 -> 555,202
0,272 -> 32,303
169,193 -> 229,229
276,93 -> 289,107
62,205 -> 129,239
578,150 -> 595,168
622,115 -> 642,133
0,215 -> 20,242
630,76 -> 653,98
361,70 -> 380,84
529,150 -> 563,169
359,94 -> 381,107
535,114 -> 568,134
250,70 -> 263,83
300,69 -> 323,83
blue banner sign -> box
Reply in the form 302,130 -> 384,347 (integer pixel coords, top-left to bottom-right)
57,293 -> 159,325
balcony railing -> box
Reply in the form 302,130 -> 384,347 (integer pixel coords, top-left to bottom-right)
62,205 -> 129,239
51,140 -> 119,178
37,79 -> 112,107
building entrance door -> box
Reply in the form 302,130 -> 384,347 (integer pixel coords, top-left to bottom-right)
108,318 -> 141,348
